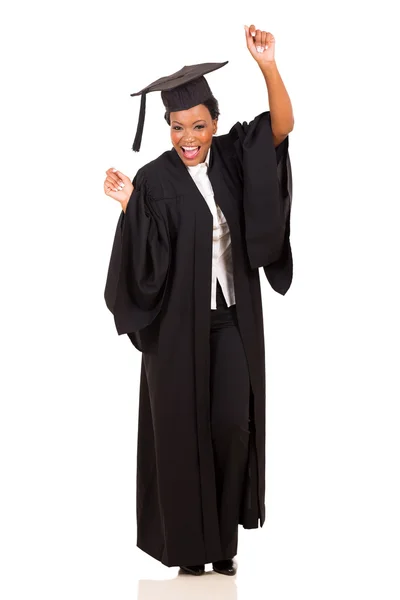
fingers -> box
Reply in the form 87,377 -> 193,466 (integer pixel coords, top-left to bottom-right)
103,178 -> 129,202
261,31 -> 267,50
245,24 -> 275,53
104,167 -> 134,208
266,32 -> 275,48
245,24 -> 258,54
105,176 -> 122,192
114,170 -> 132,185
105,167 -> 125,191
255,29 -> 262,51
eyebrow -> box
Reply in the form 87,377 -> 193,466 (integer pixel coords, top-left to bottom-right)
171,119 -> 206,125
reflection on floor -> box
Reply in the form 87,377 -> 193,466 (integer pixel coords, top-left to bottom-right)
138,570 -> 238,600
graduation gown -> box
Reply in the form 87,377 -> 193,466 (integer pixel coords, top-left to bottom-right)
104,111 -> 293,567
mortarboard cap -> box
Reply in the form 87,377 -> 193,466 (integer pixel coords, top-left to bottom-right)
130,61 -> 228,152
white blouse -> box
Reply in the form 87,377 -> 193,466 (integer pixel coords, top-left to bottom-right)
187,147 -> 236,310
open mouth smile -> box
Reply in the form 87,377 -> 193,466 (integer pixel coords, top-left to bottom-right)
181,146 -> 201,160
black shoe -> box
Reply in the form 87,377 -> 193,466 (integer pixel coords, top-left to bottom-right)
180,564 -> 205,576
212,559 -> 237,576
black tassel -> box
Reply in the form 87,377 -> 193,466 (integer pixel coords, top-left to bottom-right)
132,92 -> 147,152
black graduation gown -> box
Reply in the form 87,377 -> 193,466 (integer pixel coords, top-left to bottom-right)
104,111 -> 293,567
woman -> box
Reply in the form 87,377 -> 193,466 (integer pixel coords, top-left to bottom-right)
103,24 -> 294,576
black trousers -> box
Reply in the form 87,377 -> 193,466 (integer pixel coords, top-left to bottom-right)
209,280 -> 251,560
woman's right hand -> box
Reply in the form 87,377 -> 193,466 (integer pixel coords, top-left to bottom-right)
104,168 -> 134,212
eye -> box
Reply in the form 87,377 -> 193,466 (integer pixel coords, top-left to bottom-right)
172,124 -> 205,131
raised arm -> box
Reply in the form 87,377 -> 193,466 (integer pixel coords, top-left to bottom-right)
244,24 -> 294,147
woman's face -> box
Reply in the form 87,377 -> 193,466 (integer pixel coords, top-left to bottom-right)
170,104 -> 218,167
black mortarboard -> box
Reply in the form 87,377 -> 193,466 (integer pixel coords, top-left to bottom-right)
130,61 -> 228,152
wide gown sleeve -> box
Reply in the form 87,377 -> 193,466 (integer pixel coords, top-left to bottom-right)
230,111 -> 293,295
104,169 -> 171,338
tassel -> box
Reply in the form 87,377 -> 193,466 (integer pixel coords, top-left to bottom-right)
132,92 -> 147,152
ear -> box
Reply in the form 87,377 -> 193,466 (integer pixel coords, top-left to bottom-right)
213,119 -> 218,135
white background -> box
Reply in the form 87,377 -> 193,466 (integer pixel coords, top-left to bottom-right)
1,1 -> 399,599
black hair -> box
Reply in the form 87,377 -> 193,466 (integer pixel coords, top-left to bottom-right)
164,96 -> 220,125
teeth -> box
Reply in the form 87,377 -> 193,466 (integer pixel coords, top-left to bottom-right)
183,146 -> 199,151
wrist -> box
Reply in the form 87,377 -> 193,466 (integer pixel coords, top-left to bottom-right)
259,60 -> 278,76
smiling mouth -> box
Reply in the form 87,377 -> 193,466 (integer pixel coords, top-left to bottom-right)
181,146 -> 201,159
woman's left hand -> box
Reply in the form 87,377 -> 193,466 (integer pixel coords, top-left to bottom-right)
244,25 -> 275,65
